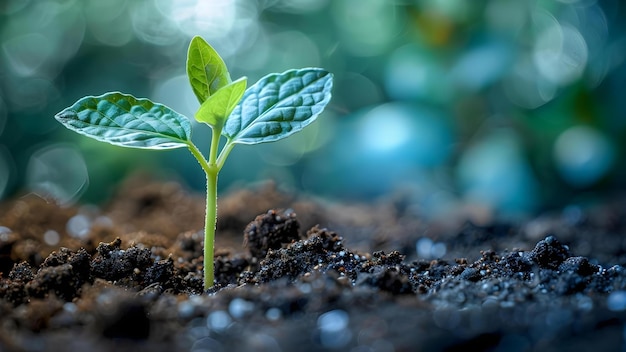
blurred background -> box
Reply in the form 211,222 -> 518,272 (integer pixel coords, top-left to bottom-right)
0,0 -> 625,219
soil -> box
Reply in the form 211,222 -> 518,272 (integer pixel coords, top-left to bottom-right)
1,175 -> 626,351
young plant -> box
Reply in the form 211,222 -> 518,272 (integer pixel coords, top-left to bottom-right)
55,36 -> 334,290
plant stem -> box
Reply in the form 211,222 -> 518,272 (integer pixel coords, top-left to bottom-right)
187,143 -> 211,175
208,125 -> 221,166
187,139 -> 220,291
202,127 -> 223,290
204,168 -> 218,290
216,141 -> 235,170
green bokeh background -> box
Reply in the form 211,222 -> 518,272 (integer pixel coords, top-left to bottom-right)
1,0 -> 625,218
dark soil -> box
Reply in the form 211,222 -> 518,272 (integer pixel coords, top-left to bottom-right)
1,176 -> 626,351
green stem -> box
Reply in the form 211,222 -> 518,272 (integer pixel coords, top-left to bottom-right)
204,168 -> 218,290
187,142 -> 211,175
208,126 -> 221,166
202,128 -> 223,290
216,140 -> 235,170
187,140 -> 219,291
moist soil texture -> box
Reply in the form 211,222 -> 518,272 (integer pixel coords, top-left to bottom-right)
1,176 -> 626,351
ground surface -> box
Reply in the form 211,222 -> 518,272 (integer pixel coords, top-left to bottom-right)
1,176 -> 626,351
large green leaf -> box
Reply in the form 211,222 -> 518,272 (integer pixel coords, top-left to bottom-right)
55,92 -> 191,149
195,77 -> 247,130
187,36 -> 231,104
222,68 -> 333,145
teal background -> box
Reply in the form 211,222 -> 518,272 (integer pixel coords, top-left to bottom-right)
1,0 -> 625,218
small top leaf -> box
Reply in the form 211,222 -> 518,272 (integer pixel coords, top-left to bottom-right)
195,77 -> 247,131
187,36 -> 232,104
222,68 -> 333,145
55,92 -> 192,149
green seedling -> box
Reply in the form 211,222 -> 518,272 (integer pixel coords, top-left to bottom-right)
55,36 -> 334,290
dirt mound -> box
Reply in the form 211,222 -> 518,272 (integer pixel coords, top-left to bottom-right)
1,178 -> 626,351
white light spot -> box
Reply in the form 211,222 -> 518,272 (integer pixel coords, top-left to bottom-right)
457,129 -> 538,214
2,33 -> 53,77
416,237 -> 433,259
94,216 -> 114,228
554,126 -> 614,187
67,214 -> 91,239
178,301 -> 196,319
85,0 -> 133,47
431,242 -> 447,258
416,237 -> 447,259
152,75 -> 198,121
130,0 -> 180,46
267,30 -> 320,70
27,145 -> 88,205
0,226 -> 11,241
207,310 -> 232,332
63,302 -> 77,313
228,298 -> 255,319
43,230 -> 60,246
265,307 -> 282,321
266,0 -> 329,14
332,0 -> 403,57
533,23 -> 588,85
451,42 -> 513,91
318,309 -> 351,348
360,104 -> 411,152
385,45 -> 450,102
318,309 -> 349,332
156,0 -> 238,38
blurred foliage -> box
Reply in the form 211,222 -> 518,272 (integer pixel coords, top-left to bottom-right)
1,0 -> 625,218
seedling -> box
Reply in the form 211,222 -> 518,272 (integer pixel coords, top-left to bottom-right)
55,36 -> 334,290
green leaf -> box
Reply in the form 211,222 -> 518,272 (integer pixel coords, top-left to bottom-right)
55,92 -> 191,149
222,68 -> 333,145
195,77 -> 247,130
187,36 -> 231,104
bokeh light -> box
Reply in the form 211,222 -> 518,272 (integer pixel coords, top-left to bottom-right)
359,103 -> 452,167
332,0 -> 404,57
554,125 -> 615,188
385,44 -> 452,103
0,146 -> 13,198
533,22 -> 588,86
0,0 -> 625,215
84,0 -> 133,47
130,0 -> 181,46
457,129 -> 539,216
26,144 -> 88,205
450,41 -> 514,91
152,74 -> 198,120
0,98 -> 6,136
